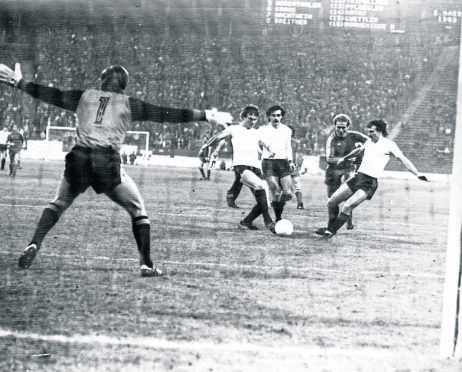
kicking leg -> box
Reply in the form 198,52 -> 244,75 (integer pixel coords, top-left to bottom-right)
328,189 -> 367,235
240,170 -> 275,233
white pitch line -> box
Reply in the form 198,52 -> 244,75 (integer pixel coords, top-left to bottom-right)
11,252 -> 444,280
0,329 -> 420,360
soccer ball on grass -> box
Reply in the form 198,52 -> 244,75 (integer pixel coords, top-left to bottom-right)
275,219 -> 293,236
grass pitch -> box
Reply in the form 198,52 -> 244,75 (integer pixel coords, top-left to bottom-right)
0,160 -> 459,371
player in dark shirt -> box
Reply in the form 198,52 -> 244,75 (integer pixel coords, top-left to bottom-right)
315,114 -> 368,235
0,62 -> 232,277
6,124 -> 24,177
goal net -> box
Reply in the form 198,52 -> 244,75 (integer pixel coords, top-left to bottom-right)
44,126 -> 150,165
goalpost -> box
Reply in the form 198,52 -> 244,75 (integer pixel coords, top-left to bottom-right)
123,131 -> 150,166
45,126 -> 150,165
440,24 -> 462,358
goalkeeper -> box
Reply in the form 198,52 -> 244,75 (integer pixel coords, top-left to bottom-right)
0,63 -> 232,277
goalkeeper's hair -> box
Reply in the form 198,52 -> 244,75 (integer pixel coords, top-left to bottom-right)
240,104 -> 260,119
367,119 -> 389,137
101,65 -> 129,91
266,105 -> 286,118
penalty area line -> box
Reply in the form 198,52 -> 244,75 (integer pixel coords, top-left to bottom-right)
0,328 -> 415,359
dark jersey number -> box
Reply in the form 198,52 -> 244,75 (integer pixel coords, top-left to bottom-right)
94,96 -> 110,125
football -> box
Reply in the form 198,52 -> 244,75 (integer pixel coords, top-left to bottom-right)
275,219 -> 293,236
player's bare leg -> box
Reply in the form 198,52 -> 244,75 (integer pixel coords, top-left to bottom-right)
19,177 -> 77,268
105,171 -> 164,277
267,175 -> 292,221
292,176 -> 304,209
279,174 -> 293,202
266,175 -> 283,221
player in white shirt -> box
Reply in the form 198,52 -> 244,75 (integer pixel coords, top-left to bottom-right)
199,105 -> 276,233
321,119 -> 428,238
259,105 -> 294,221
0,125 -> 10,171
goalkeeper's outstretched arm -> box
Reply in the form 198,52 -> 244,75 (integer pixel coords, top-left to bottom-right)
0,62 -> 83,111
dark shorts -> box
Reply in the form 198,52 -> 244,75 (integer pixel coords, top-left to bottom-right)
233,165 -> 263,178
324,165 -> 355,187
346,172 -> 378,200
261,159 -> 291,178
64,145 -> 122,194
0,144 -> 7,152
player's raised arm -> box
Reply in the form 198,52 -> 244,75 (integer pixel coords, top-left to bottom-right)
0,63 -> 84,111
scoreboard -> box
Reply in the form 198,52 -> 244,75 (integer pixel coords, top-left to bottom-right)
265,0 -> 462,32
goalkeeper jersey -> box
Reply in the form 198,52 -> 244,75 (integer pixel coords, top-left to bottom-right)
18,81 -> 206,151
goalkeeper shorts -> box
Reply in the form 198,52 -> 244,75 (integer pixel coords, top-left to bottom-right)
64,145 -> 122,194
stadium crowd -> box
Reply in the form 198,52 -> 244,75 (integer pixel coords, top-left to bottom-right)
0,9 -> 458,161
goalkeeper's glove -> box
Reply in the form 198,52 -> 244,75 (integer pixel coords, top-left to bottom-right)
0,63 -> 23,87
205,108 -> 233,126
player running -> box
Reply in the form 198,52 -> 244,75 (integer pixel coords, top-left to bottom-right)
6,124 -> 24,177
259,105 -> 294,222
0,125 -> 10,171
0,62 -> 232,277
315,114 -> 368,235
318,119 -> 428,238
198,104 -> 276,233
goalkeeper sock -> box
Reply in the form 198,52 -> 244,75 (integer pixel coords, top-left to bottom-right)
132,216 -> 153,268
1,158 -> 5,170
199,168 -> 206,179
30,207 -> 60,248
206,169 -> 211,180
